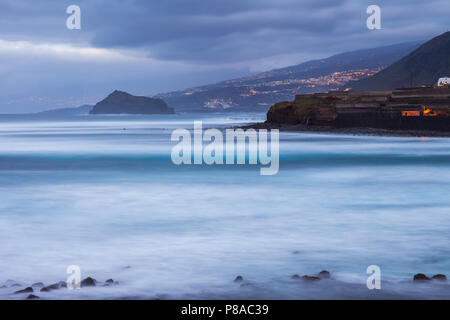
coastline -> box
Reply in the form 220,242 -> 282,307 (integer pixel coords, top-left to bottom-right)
2,270 -> 449,300
239,122 -> 450,138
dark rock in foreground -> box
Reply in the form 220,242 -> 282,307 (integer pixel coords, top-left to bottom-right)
41,281 -> 67,292
318,270 -> 331,279
414,273 -> 448,282
302,275 -> 321,281
90,90 -> 174,115
32,282 -> 44,288
292,271 -> 331,281
81,277 -> 97,287
49,281 -> 67,290
15,287 -> 33,294
432,274 -> 447,281
26,294 -> 40,300
3,280 -> 21,288
414,273 -> 431,281
104,279 -> 118,286
234,276 -> 244,282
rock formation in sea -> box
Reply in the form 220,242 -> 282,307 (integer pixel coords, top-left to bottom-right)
90,90 -> 174,115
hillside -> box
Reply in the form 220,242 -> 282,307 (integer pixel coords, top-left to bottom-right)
36,105 -> 93,116
155,41 -> 421,111
349,32 -> 450,90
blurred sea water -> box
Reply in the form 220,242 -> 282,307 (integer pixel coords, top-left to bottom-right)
0,112 -> 449,299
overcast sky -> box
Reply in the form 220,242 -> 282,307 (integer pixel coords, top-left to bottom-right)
1,0 -> 449,112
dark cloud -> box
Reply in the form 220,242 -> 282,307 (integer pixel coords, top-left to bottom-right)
87,0 -> 355,62
0,0 -> 449,112
1,0 -> 448,63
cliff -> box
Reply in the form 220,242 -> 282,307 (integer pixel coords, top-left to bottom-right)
266,87 -> 450,132
90,90 -> 174,115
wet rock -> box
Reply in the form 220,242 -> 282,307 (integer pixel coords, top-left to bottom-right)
81,277 -> 97,287
26,294 -> 40,300
103,279 -> 118,286
292,250 -> 300,254
48,281 -> 67,290
41,281 -> 67,292
432,274 -> 447,281
291,274 -> 301,279
240,283 -> 252,287
122,266 -> 132,270
32,282 -> 44,289
414,273 -> 431,281
14,287 -> 33,294
4,280 -> 21,288
234,276 -> 244,282
302,275 -> 321,281
318,270 -> 331,279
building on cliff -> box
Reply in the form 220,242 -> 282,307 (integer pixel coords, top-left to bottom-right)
438,77 -> 450,87
267,86 -> 450,132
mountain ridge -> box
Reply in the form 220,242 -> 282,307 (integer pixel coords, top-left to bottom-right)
36,104 -> 93,116
155,41 -> 422,111
349,32 -> 450,90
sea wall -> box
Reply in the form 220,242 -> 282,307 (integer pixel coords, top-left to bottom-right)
334,113 -> 450,132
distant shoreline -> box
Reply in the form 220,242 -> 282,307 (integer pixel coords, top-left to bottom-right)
239,122 -> 450,138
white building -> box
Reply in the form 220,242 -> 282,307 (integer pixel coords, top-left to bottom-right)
437,77 -> 450,87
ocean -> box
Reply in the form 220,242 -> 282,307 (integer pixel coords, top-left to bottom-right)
0,112 -> 449,299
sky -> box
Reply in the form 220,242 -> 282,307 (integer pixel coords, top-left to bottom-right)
0,0 -> 449,113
